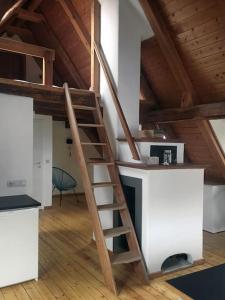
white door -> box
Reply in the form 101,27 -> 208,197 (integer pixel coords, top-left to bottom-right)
33,119 -> 44,205
33,115 -> 53,207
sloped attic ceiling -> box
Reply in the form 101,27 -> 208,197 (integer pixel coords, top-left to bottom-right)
141,0 -> 225,184
0,0 -> 225,184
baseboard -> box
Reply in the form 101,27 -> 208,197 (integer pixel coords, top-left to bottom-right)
148,258 -> 205,279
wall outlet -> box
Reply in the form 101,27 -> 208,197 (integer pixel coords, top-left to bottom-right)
7,180 -> 27,187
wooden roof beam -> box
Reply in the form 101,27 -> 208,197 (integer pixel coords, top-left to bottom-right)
29,21 -> 87,89
140,101 -> 225,124
5,25 -> 34,41
57,0 -> 91,54
0,77 -> 94,99
139,0 -> 196,107
90,0 -> 100,92
0,37 -> 55,59
0,0 -> 28,33
14,0 -> 44,29
16,8 -> 45,23
27,0 -> 44,11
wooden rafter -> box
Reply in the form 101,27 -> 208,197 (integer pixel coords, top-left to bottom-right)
27,0 -> 44,11
17,8 -> 45,23
6,25 -> 34,41
141,101 -> 225,124
30,21 -> 87,89
0,37 -> 54,59
57,0 -> 91,54
90,0 -> 100,92
139,0 -> 196,107
14,0 -> 44,28
0,0 -> 28,33
59,0 -> 140,160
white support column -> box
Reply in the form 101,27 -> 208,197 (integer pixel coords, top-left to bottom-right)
96,0 -> 153,250
100,0 -> 153,143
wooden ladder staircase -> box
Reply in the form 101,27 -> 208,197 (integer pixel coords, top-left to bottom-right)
64,83 -> 148,294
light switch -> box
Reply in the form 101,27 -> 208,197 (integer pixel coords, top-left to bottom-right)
7,180 -> 27,187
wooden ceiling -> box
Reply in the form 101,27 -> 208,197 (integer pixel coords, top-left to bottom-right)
140,0 -> 225,183
142,0 -> 225,107
0,0 -> 225,183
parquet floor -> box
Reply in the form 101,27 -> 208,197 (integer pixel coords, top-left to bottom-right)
1,194 -> 225,300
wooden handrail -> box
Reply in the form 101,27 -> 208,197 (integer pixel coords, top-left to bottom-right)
94,41 -> 140,161
58,0 -> 140,160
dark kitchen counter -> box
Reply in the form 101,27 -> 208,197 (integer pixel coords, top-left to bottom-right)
116,161 -> 208,170
0,195 -> 41,211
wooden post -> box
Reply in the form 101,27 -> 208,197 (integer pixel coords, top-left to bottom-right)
91,0 -> 100,93
43,51 -> 53,85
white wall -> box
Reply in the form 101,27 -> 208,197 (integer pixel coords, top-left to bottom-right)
204,185 -> 225,233
53,121 -> 100,194
96,0 -> 154,242
100,0 -> 153,141
0,93 -> 33,197
118,141 -> 184,163
33,114 -> 52,207
210,119 -> 225,153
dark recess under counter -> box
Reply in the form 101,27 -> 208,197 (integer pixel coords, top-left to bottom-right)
0,195 -> 41,211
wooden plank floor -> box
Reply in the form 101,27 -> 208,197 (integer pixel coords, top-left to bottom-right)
1,194 -> 225,300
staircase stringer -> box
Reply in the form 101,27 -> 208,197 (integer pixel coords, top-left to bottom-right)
64,83 -> 117,294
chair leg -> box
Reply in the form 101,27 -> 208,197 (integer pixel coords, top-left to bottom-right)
60,191 -> 62,207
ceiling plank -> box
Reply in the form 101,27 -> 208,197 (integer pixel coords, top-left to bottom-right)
141,101 -> 225,124
57,0 -> 91,54
0,0 -> 28,33
17,8 -> 45,23
139,0 -> 196,107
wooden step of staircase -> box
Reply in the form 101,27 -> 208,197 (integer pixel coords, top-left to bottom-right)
72,104 -> 96,111
92,182 -> 117,188
81,142 -> 107,146
64,82 -> 148,295
77,123 -> 104,127
97,203 -> 126,211
87,159 -> 114,166
111,251 -> 141,265
103,226 -> 131,238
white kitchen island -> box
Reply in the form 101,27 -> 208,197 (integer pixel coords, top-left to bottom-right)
94,161 -> 205,276
0,195 -> 40,288
117,162 -> 205,275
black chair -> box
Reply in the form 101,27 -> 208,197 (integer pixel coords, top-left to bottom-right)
52,167 -> 77,206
